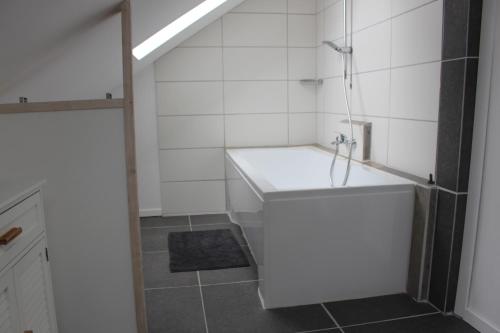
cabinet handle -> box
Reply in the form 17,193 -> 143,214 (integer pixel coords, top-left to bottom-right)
0,227 -> 23,245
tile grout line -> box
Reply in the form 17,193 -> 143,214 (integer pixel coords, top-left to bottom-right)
141,222 -> 231,230
197,271 -> 210,333
339,311 -> 441,329
144,279 -> 260,292
320,304 -> 345,333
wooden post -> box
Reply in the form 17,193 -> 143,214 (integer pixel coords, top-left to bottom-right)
120,1 -> 148,332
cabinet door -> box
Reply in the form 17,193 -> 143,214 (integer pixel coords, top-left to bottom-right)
0,270 -> 20,333
14,239 -> 57,333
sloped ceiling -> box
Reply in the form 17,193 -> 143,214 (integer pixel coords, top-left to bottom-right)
0,0 -> 245,101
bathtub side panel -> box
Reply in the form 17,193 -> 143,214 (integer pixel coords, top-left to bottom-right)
262,189 -> 415,308
225,156 -> 265,292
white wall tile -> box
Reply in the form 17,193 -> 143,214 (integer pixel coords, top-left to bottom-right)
289,48 -> 316,80
223,14 -> 287,46
353,0 -> 391,31
289,81 -> 316,113
316,112 -> 326,145
352,20 -> 391,73
320,43 -> 344,77
225,114 -> 288,147
224,48 -> 287,80
390,62 -> 441,121
156,82 -> 223,116
290,113 -> 316,144
180,19 -> 222,47
388,119 -> 437,178
324,77 -> 349,114
288,0 -> 316,14
391,0 -> 443,67
224,81 -> 287,114
231,0 -> 287,13
391,0 -> 436,17
158,116 -> 224,149
351,70 -> 390,117
316,11 -> 325,46
288,15 -> 316,47
159,148 -> 225,181
323,113 -> 345,147
155,48 -> 222,81
324,0 -> 351,41
161,181 -> 226,214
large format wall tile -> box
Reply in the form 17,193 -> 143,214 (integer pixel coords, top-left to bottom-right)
224,47 -> 287,80
155,48 -> 223,81
388,119 -> 438,179
351,21 -> 391,73
180,19 -> 222,47
158,116 -> 224,149
351,70 -> 390,118
156,82 -> 223,116
390,62 -> 441,121
288,14 -> 316,47
223,13 -> 287,47
289,113 -> 316,145
225,114 -> 288,147
352,0 -> 391,32
159,149 -> 225,182
391,0 -> 443,67
231,0 -> 287,14
224,81 -> 287,114
288,0 -> 316,14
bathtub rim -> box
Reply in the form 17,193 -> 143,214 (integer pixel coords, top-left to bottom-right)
226,145 -> 416,201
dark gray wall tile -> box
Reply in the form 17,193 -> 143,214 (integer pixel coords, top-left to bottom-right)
437,60 -> 466,191
443,0 -> 469,60
458,59 -> 479,192
429,190 -> 456,310
421,188 -> 438,299
445,194 -> 468,312
467,0 -> 483,57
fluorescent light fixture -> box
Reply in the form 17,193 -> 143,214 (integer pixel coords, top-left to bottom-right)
133,0 -> 228,60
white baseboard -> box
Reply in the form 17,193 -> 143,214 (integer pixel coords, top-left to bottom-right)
139,208 -> 162,217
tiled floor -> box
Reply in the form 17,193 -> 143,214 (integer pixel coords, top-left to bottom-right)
141,214 -> 479,333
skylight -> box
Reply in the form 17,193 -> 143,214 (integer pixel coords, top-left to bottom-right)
133,0 -> 228,60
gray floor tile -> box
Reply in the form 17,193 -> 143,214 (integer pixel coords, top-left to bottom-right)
324,294 -> 437,327
141,226 -> 189,252
343,314 -> 479,333
141,215 -> 189,228
190,214 -> 231,225
143,251 -> 198,289
199,246 -> 258,285
145,287 -> 206,333
202,282 -> 335,333
192,223 -> 247,246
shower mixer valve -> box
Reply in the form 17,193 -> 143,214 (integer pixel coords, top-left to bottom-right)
332,134 -> 357,149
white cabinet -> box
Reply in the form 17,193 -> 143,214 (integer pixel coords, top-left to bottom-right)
0,183 -> 57,333
0,271 -> 20,333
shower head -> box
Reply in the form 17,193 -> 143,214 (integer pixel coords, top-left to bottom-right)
323,41 -> 352,54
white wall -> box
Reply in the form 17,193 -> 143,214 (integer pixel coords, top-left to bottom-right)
155,0 -> 317,215
0,110 -> 136,333
133,66 -> 162,216
316,0 -> 442,179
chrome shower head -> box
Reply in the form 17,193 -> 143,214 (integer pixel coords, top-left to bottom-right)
322,41 -> 352,54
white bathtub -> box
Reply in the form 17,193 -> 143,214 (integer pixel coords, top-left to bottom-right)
225,146 -> 416,308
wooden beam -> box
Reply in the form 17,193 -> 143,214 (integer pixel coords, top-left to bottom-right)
120,1 -> 148,333
0,99 -> 124,114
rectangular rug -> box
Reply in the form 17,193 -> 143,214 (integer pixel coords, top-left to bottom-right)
168,229 -> 250,272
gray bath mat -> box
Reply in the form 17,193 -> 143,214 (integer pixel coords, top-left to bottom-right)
168,229 -> 250,272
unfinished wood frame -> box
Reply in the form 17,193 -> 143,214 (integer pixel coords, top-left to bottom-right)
0,1 -> 147,332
